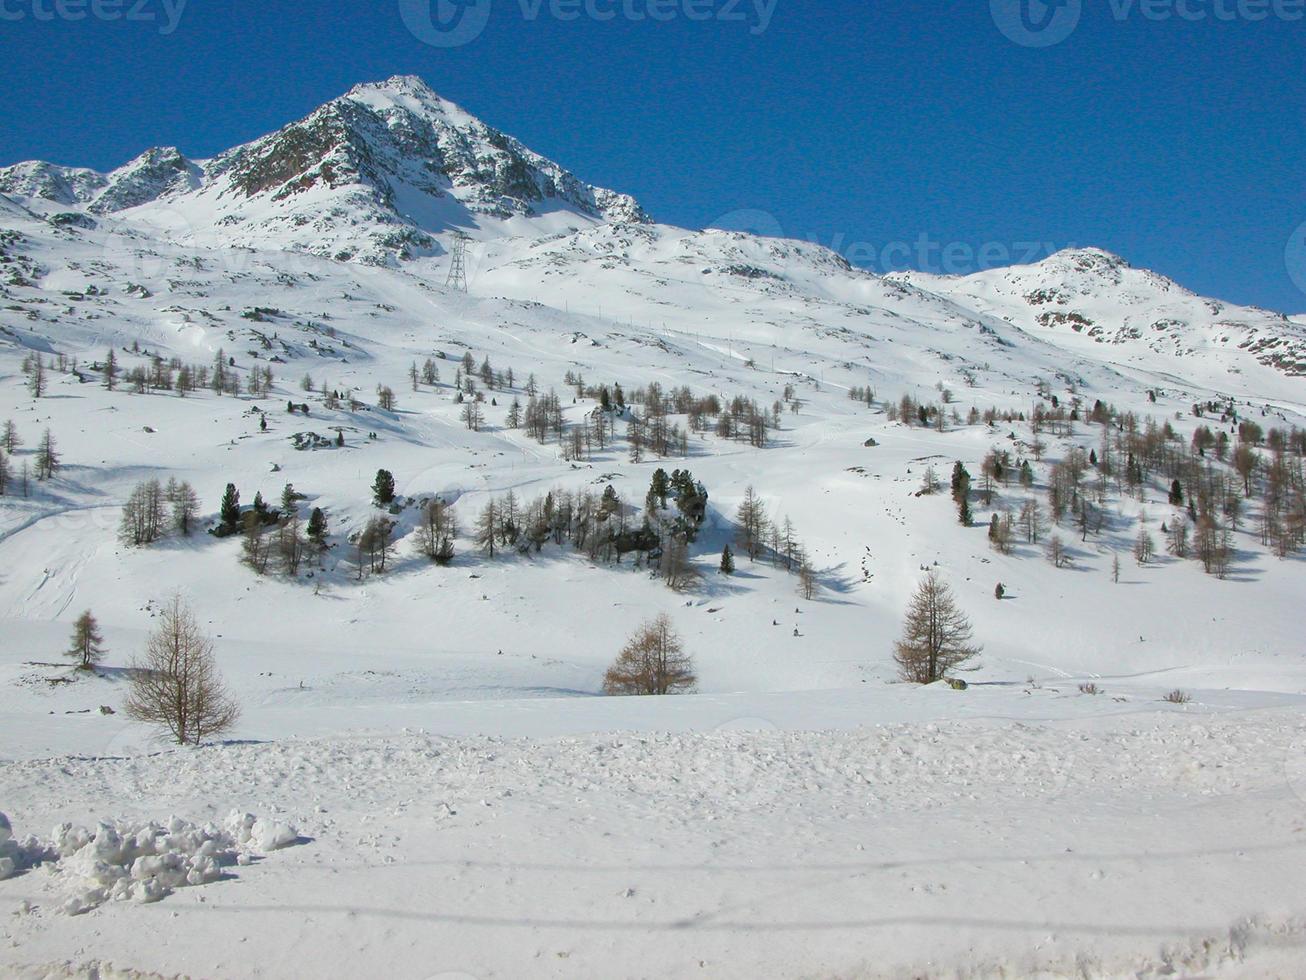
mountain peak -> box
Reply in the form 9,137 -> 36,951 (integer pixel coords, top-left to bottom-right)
352,74 -> 439,97
1023,246 -> 1198,299
0,146 -> 200,215
338,74 -> 479,132
194,74 -> 651,258
0,76 -> 648,264
0,159 -> 106,207
1042,246 -> 1131,274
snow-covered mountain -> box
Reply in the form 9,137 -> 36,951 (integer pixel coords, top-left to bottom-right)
0,75 -> 648,263
2,75 -> 1302,386
5,75 -> 1305,387
890,247 -> 1306,380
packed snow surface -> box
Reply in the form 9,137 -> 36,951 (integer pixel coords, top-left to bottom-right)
2,708 -> 1306,977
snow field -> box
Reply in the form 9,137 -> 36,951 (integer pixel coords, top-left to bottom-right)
2,708 -> 1305,976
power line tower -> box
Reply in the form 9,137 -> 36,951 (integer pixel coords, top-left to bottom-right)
445,232 -> 469,293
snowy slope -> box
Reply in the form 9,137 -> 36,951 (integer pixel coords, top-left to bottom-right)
1,186 -> 1303,767
0,124 -> 1303,789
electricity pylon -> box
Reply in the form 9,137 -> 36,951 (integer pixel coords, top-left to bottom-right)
445,232 -> 469,293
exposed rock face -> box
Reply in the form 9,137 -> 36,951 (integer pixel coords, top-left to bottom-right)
90,147 -> 203,214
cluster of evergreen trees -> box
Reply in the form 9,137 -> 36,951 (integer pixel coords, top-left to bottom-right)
23,352 -> 86,398
847,385 -> 876,407
363,359 -> 793,468
459,470 -> 710,588
627,410 -> 688,461
710,395 -> 776,449
413,498 -> 457,565
216,482 -> 327,578
353,516 -> 396,578
96,346 -> 272,398
888,393 -> 949,430
459,351 -> 519,393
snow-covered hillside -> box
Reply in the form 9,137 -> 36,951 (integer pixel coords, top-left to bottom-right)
2,77 -> 1306,978
890,247 -> 1306,383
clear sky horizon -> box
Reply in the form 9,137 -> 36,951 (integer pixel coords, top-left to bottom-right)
1,0 -> 1303,311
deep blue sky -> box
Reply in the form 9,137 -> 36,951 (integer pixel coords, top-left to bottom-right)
1,0 -> 1303,310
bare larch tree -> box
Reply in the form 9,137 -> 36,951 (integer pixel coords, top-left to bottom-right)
125,595 -> 239,746
66,610 -> 106,670
602,614 -> 697,696
892,570 -> 981,684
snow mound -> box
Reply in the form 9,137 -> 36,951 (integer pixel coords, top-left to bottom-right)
0,811 -> 46,882
0,810 -> 297,914
0,812 -> 14,879
225,811 -> 300,853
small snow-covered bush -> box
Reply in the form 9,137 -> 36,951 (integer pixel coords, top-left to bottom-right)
1163,689 -> 1192,704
